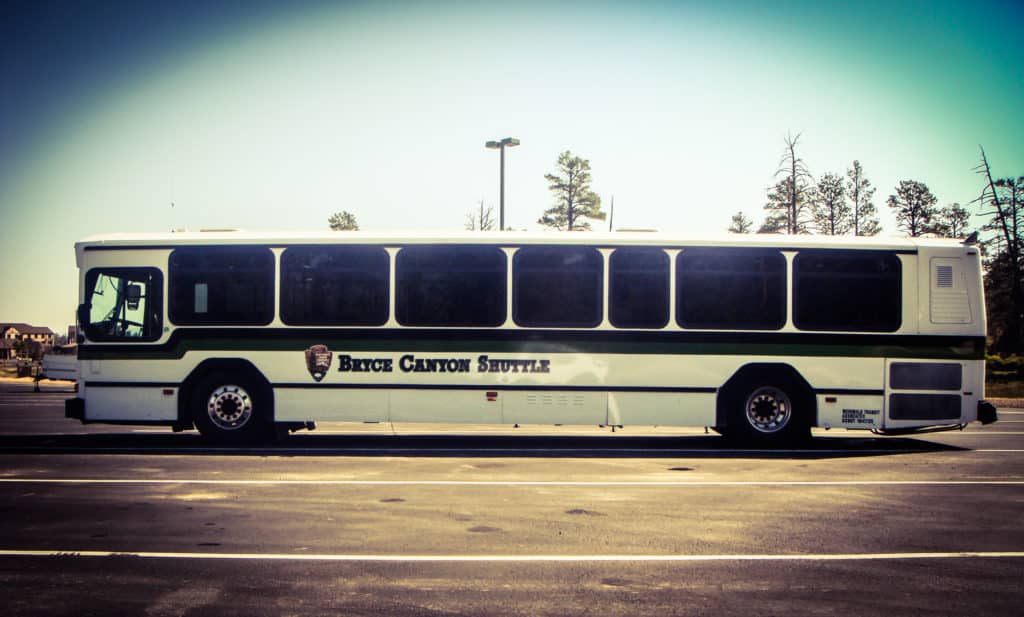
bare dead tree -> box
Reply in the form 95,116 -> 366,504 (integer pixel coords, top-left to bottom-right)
773,132 -> 815,234
465,199 -> 495,231
974,147 -> 1020,256
974,145 -> 1023,352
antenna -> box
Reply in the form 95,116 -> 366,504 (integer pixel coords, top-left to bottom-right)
608,195 -> 614,232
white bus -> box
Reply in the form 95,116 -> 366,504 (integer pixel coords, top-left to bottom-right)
65,231 -> 997,445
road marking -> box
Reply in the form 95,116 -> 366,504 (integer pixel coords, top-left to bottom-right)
1,478 -> 1023,486
915,431 -> 1024,435
3,446 -> 1024,456
0,549 -> 1021,562
0,447 -> 950,455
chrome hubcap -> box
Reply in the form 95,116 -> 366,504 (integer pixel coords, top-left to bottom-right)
745,386 -> 792,433
207,385 -> 253,431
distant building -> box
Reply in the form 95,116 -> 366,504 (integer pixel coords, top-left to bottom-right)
0,323 -> 56,359
0,339 -> 13,361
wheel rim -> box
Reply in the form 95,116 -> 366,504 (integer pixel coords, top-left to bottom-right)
744,386 -> 792,433
206,384 -> 253,431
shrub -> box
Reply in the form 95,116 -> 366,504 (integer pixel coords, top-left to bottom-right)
987,354 -> 1024,380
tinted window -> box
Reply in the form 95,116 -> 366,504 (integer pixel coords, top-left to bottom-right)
890,363 -> 962,391
514,246 -> 603,328
609,248 -> 669,329
281,246 -> 389,326
82,268 -> 162,341
794,251 -> 901,332
169,247 -> 274,325
396,245 -> 506,327
677,249 -> 786,330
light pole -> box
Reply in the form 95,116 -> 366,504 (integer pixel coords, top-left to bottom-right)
485,137 -> 520,231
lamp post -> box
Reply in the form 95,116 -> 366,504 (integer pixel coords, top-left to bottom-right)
485,137 -> 520,231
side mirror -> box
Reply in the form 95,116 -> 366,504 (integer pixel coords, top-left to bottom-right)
125,284 -> 142,310
77,303 -> 91,328
76,303 -> 91,342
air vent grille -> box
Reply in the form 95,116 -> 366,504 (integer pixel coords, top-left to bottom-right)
936,265 -> 954,288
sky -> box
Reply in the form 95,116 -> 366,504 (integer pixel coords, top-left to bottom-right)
1,0 -> 1022,333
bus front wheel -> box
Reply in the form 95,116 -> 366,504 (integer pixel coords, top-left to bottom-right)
191,371 -> 272,443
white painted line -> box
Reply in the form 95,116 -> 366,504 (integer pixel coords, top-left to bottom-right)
1,478 -> 1023,487
0,549 -> 1022,562
976,449 -> 1024,453
4,445 -> 1024,456
0,447 -> 960,455
916,431 -> 1024,435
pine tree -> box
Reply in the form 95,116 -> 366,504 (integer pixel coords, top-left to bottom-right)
845,160 -> 880,236
538,151 -> 605,231
812,173 -> 851,235
934,203 -> 970,238
761,178 -> 810,234
887,180 -> 938,237
728,211 -> 753,233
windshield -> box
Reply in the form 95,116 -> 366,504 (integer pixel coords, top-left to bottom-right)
82,268 -> 162,341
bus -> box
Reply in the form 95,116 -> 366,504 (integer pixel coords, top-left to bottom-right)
65,230 -> 998,445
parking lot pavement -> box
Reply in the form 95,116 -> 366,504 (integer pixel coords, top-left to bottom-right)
0,387 -> 1022,616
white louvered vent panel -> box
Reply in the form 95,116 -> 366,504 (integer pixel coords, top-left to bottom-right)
931,291 -> 970,324
524,393 -> 587,407
528,399 -> 585,407
930,259 -> 971,324
527,394 -> 561,407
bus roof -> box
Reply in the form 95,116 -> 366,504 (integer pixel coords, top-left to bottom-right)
75,230 -> 971,252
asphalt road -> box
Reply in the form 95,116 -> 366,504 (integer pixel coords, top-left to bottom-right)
1,382 -> 1022,616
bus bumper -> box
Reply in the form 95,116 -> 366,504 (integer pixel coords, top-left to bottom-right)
978,400 -> 998,425
65,398 -> 85,421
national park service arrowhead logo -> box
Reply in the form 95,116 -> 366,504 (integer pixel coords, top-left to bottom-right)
304,345 -> 332,382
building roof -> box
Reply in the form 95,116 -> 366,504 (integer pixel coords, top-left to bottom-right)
0,323 -> 55,335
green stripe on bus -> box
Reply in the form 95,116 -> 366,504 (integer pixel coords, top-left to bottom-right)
77,332 -> 985,361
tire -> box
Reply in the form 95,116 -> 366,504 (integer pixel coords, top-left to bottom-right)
722,375 -> 811,446
191,370 -> 272,443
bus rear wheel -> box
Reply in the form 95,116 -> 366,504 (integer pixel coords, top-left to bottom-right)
191,371 -> 271,443
722,375 -> 811,446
